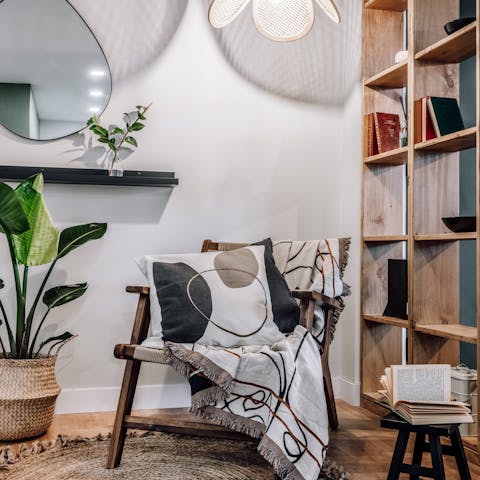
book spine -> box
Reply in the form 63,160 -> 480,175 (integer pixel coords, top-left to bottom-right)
373,112 -> 382,153
414,99 -> 422,144
368,113 -> 373,157
427,97 -> 441,137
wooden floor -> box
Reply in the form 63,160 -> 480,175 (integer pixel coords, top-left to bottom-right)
3,400 -> 479,479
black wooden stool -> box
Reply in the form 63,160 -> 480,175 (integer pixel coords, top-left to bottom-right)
381,412 -> 471,480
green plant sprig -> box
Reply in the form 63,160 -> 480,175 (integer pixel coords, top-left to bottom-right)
87,103 -> 152,174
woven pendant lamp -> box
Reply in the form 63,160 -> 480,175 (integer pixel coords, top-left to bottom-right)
209,0 -> 340,42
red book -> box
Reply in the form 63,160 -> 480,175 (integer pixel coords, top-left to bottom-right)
373,112 -> 400,153
422,96 -> 437,142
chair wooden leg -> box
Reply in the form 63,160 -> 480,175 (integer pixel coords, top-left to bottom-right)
322,356 -> 338,431
106,359 -> 142,469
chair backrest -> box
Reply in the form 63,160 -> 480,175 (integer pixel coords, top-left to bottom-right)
201,239 -> 249,253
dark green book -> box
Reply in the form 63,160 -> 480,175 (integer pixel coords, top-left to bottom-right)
427,97 -> 464,137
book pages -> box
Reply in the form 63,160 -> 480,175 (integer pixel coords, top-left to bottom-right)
391,364 -> 451,405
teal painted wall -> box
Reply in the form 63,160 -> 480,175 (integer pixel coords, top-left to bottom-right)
459,0 -> 477,368
0,83 -> 31,138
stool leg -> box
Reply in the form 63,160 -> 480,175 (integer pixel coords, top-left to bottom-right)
429,434 -> 446,480
409,432 -> 425,480
450,428 -> 472,480
387,431 -> 410,480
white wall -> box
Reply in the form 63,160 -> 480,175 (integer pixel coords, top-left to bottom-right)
0,1 -> 362,413
331,85 -> 362,405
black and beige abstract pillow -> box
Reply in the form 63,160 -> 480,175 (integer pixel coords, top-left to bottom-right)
253,238 -> 299,333
137,246 -> 285,348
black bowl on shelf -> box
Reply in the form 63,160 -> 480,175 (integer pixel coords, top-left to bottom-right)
441,216 -> 476,233
444,17 -> 476,35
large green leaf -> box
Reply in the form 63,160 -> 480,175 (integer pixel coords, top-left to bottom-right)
12,175 -> 60,266
57,223 -> 107,259
0,182 -> 30,235
43,283 -> 88,309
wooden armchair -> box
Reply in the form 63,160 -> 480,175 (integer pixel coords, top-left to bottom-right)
107,240 -> 342,469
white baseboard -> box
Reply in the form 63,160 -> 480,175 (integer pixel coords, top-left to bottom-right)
56,378 -> 360,414
55,383 -> 191,414
333,376 -> 360,406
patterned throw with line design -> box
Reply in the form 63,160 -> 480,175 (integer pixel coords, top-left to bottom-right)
161,239 -> 350,480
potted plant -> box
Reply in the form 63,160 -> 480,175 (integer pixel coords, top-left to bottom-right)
0,174 -> 107,440
87,103 -> 152,176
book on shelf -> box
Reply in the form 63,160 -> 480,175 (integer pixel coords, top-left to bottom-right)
414,97 -> 437,143
364,112 -> 400,156
427,97 -> 464,137
364,113 -> 378,156
376,364 -> 473,425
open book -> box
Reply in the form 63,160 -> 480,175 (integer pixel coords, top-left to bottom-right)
377,365 -> 473,425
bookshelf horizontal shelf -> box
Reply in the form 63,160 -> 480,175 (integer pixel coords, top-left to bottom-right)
364,146 -> 408,165
415,23 -> 476,63
364,0 -> 407,12
414,127 -> 477,152
364,60 -> 408,88
415,324 -> 477,344
414,232 -> 476,241
364,314 -> 408,328
363,235 -> 407,242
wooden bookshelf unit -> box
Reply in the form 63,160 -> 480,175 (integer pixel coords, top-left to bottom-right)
361,0 -> 480,458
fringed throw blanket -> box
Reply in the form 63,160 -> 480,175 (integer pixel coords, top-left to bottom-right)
165,325 -> 328,480
273,239 -> 351,344
142,238 -> 350,480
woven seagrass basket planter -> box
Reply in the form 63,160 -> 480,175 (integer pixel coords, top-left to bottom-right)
0,356 -> 60,441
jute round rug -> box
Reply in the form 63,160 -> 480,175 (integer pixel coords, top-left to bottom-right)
0,432 -> 349,479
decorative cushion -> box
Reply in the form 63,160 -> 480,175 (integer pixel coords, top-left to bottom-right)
137,246 -> 284,348
253,238 -> 299,333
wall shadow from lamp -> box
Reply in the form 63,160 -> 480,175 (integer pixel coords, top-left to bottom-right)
203,0 -> 362,106
69,0 -> 188,82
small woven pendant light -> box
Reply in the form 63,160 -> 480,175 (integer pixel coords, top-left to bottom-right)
209,0 -> 340,42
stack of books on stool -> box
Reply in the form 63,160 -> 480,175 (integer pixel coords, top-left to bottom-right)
374,364 -> 473,425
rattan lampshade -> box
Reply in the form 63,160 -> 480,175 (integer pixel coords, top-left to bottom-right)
209,0 -> 340,42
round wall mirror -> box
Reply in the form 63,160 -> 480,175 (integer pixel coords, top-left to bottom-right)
0,0 -> 112,141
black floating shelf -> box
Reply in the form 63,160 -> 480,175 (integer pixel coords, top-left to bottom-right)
0,166 -> 179,188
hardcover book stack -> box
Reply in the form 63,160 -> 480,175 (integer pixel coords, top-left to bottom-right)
365,112 -> 400,156
414,96 -> 464,143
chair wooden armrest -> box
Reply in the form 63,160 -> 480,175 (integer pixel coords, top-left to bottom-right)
291,290 -> 342,310
126,285 -> 150,294
114,344 -> 139,360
